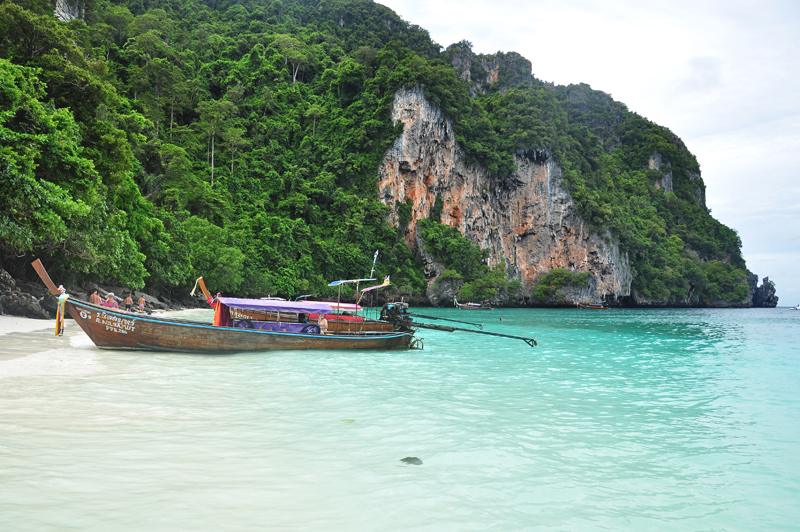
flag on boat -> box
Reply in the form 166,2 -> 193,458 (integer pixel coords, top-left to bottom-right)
361,276 -> 391,293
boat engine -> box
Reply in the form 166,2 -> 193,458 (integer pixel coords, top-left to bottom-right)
380,302 -> 413,329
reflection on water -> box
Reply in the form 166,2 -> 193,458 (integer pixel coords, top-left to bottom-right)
0,308 -> 798,530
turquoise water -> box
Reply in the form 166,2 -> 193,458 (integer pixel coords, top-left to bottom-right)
1,308 -> 799,530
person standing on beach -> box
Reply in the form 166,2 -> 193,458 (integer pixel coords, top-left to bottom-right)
124,293 -> 133,312
138,294 -> 146,313
103,293 -> 119,309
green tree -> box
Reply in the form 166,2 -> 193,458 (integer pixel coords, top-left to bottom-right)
222,127 -> 248,176
269,34 -> 312,86
183,217 -> 245,293
305,104 -> 323,136
196,99 -> 237,186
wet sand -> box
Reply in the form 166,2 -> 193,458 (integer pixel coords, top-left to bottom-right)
0,310 -> 211,362
0,316 -> 84,361
0,315 -> 54,336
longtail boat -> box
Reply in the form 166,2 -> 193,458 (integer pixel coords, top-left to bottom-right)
455,300 -> 494,311
32,260 -> 414,353
576,302 -> 610,309
193,277 -> 395,333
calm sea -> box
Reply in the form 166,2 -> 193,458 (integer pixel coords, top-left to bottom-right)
1,308 -> 798,531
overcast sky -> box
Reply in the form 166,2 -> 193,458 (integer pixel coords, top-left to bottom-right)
379,0 -> 800,304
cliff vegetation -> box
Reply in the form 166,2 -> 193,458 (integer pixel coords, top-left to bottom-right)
0,0 -> 759,306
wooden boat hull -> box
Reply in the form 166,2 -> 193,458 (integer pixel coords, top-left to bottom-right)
63,300 -> 414,353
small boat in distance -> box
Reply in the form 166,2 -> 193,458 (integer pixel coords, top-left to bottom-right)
791,304 -> 800,310
576,302 -> 611,309
454,298 -> 493,310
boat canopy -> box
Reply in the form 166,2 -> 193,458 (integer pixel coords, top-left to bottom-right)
218,297 -> 333,314
318,302 -> 362,310
328,278 -> 375,286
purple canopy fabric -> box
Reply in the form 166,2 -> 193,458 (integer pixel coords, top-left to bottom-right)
234,321 -> 312,333
218,297 -> 332,314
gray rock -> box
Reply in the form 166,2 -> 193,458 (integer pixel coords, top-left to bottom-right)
427,275 -> 463,307
400,457 -> 422,465
0,290 -> 50,319
0,269 -> 16,291
0,269 -> 50,319
752,277 -> 779,308
54,0 -> 83,21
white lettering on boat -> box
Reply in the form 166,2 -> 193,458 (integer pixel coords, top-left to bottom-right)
95,312 -> 137,335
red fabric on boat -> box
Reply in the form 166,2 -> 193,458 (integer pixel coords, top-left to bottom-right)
213,302 -> 231,327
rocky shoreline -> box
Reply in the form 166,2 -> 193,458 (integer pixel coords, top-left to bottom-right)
0,266 -> 779,321
0,268 -> 205,320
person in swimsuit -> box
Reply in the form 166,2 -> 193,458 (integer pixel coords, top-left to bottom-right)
90,290 -> 100,305
318,315 -> 328,334
138,294 -> 146,313
124,293 -> 133,312
103,293 -> 119,309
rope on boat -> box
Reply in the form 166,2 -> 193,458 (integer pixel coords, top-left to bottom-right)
190,277 -> 200,296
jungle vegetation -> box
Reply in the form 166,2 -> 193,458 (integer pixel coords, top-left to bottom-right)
0,0 -> 750,304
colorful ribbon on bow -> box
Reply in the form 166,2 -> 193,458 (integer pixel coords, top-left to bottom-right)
55,286 -> 69,336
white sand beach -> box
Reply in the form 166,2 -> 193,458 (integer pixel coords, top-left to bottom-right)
0,309 -> 212,363
0,315 -> 54,336
0,316 -> 84,362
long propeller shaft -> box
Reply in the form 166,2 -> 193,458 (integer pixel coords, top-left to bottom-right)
412,322 -> 537,348
408,313 -> 483,329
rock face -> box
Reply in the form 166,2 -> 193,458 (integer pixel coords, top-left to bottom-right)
55,0 -> 84,21
378,87 -> 633,305
752,277 -> 779,307
0,265 -> 206,319
0,269 -> 51,319
446,43 -> 534,97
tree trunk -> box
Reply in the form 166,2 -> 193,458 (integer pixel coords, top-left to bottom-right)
211,132 -> 215,187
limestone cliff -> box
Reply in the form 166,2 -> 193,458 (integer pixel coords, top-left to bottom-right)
55,0 -> 84,22
445,42 -> 536,98
752,276 -> 779,307
378,87 -> 632,305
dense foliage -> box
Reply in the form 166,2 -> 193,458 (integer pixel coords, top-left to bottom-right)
547,84 -> 748,302
0,0 -> 751,305
459,262 -> 521,302
417,217 -> 487,282
532,268 -> 590,304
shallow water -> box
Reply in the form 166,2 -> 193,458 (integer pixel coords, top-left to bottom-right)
1,308 -> 799,530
